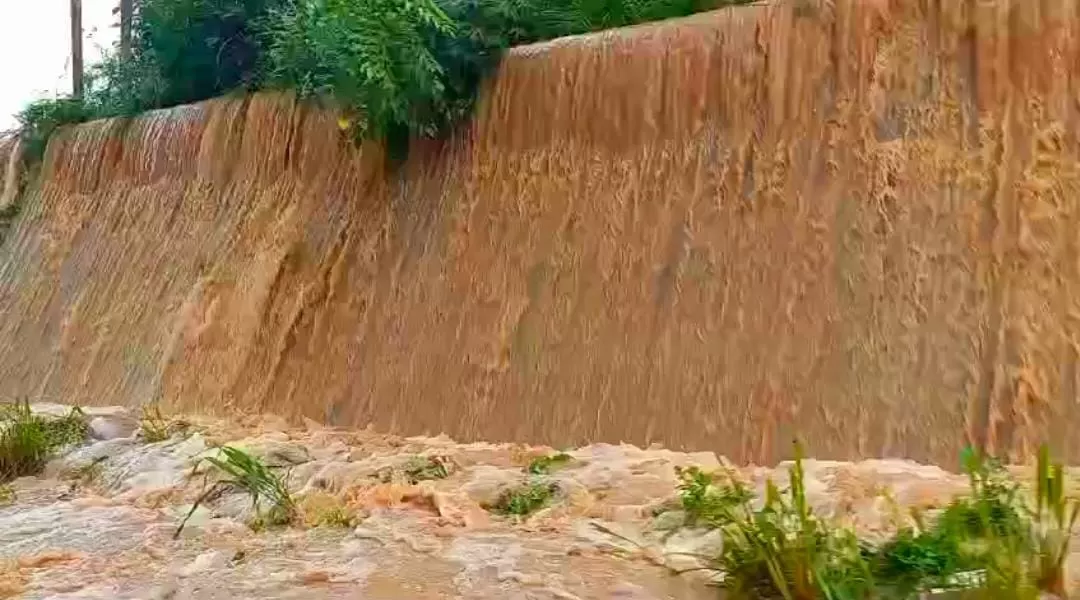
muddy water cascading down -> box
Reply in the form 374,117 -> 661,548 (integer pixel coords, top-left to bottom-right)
0,0 -> 1076,466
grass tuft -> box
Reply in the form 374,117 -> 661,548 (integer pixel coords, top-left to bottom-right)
300,491 -> 362,528
402,456 -> 451,483
0,484 -> 13,506
174,446 -> 297,538
377,455 -> 452,484
491,480 -> 559,516
697,441 -> 876,600
0,400 -> 88,483
663,442 -> 1080,599
137,404 -> 189,443
526,452 -> 574,475
675,464 -> 754,528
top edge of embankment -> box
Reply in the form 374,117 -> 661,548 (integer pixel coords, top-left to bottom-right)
508,1 -> 768,56
39,2 -> 769,135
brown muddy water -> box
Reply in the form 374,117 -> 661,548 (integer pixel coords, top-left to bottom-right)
1,403 -> 998,599
2,0 -> 1080,467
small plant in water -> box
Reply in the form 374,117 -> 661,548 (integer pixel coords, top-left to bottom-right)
174,446 -> 297,538
491,480 -> 559,516
1028,445 -> 1079,597
138,404 -> 190,442
0,484 -> 13,505
311,504 -> 359,528
62,456 -> 107,494
300,491 -> 362,528
526,452 -> 573,475
376,455 -> 452,484
675,464 -> 754,528
402,455 -> 450,483
658,441 -> 1080,599
0,400 -> 87,482
138,404 -> 170,442
708,441 -> 876,600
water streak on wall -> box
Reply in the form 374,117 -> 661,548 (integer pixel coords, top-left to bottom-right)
1,0 -> 1078,465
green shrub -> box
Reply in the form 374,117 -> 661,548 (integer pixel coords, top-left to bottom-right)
261,0 -> 460,144
132,0 -> 279,107
15,99 -> 93,164
15,0 -> 755,163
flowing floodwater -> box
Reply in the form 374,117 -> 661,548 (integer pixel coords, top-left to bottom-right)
2,0 -> 1080,468
1,403 -> 981,599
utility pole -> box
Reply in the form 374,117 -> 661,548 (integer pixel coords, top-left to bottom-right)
120,0 -> 134,61
71,0 -> 84,97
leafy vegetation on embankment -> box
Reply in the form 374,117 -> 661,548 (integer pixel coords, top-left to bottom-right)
14,0 -> 753,166
671,443 -> 1079,599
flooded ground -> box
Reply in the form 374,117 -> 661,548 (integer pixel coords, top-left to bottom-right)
0,404 -> 1004,599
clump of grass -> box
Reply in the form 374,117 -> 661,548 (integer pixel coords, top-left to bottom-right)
138,404 -> 190,442
62,456 -> 107,493
0,484 -> 13,505
376,455 -> 452,484
138,405 -> 170,442
402,456 -> 450,483
313,505 -> 358,528
174,446 -> 297,538
670,442 -> 1080,599
0,400 -> 87,483
300,491 -> 362,528
526,452 -> 573,475
872,510 -> 972,597
675,464 -> 754,528
490,480 -> 559,516
1029,445 -> 1079,597
698,442 -> 876,600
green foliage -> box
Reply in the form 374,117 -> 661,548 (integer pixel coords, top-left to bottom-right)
261,0 -> 460,143
872,519 -> 968,597
1028,445 -> 1079,597
666,443 -> 1080,599
175,445 -> 297,538
0,400 -> 88,483
491,479 -> 558,516
0,484 -> 13,505
134,0 -> 273,104
15,0 -> 754,164
675,464 -> 754,528
526,452 -> 573,475
15,99 -> 93,164
698,442 -> 877,600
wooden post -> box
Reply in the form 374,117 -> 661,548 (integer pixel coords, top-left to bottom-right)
71,0 -> 84,97
120,0 -> 134,61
